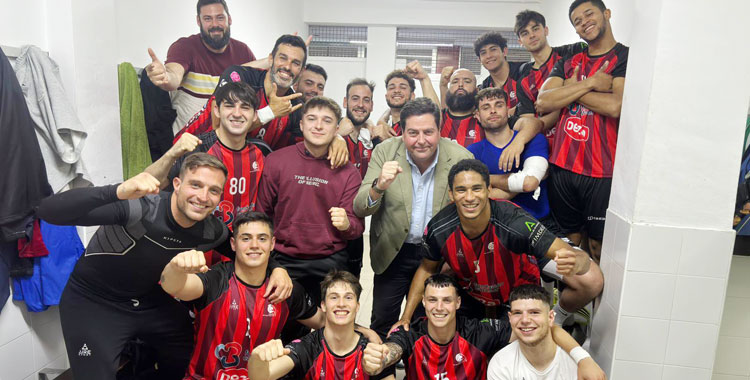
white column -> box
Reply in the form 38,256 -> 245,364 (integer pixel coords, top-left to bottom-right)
589,0 -> 750,379
365,26 -> 397,121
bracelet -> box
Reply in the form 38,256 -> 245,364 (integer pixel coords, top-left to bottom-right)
570,346 -> 591,364
258,106 -> 275,124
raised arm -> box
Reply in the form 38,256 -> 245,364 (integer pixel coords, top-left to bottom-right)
247,340 -> 295,380
145,48 -> 185,92
36,172 -> 160,226
144,133 -> 202,188
405,60 -> 440,108
159,250 -> 208,301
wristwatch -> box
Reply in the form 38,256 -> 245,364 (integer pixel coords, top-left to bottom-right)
372,178 -> 386,194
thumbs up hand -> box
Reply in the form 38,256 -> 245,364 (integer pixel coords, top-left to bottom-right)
146,48 -> 170,87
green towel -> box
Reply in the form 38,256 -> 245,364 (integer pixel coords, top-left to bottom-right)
118,62 -> 151,180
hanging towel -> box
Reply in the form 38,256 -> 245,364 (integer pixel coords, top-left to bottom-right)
118,62 -> 151,180
12,220 -> 84,312
14,45 -> 92,193
0,48 -> 52,241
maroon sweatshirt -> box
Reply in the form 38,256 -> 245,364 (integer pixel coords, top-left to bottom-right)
257,142 -> 364,258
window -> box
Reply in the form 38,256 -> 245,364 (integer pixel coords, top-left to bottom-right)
308,25 -> 368,58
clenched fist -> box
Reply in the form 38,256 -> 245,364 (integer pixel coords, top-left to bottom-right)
375,161 -> 403,192
330,207 -> 351,231
169,250 -> 209,274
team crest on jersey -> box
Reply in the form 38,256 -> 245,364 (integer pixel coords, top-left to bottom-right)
455,353 -> 465,364
564,117 -> 589,141
510,91 -> 516,100
252,161 -> 259,171
487,242 -> 494,252
468,130 -> 476,138
215,342 -> 243,368
457,248 -> 464,258
363,150 -> 369,158
264,304 -> 276,317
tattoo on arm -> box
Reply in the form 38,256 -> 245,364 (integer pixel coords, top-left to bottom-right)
384,343 -> 403,367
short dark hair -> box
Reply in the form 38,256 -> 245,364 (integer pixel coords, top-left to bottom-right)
179,152 -> 228,179
400,97 -> 440,131
509,284 -> 552,309
424,274 -> 460,297
214,81 -> 259,110
569,0 -> 607,21
448,159 -> 490,190
304,63 -> 328,81
197,0 -> 229,16
474,31 -> 508,57
303,96 -> 342,121
515,10 -> 546,36
385,70 -> 416,93
346,78 -> 375,98
271,34 -> 308,68
232,211 -> 274,237
476,87 -> 509,105
321,270 -> 362,301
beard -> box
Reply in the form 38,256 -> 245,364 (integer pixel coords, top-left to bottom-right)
347,107 -> 371,127
386,95 -> 409,109
446,88 -> 478,113
270,66 -> 297,88
200,25 -> 231,50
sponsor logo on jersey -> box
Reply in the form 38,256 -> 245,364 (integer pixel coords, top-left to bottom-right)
525,221 -> 536,231
564,117 -> 589,141
230,299 -> 239,310
163,236 -> 183,244
229,72 -> 241,83
457,248 -> 464,258
78,344 -> 91,357
217,368 -> 249,380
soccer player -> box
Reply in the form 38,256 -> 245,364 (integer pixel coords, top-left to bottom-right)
160,211 -> 323,379
146,0 -> 255,134
363,274 -> 604,380
513,10 -> 587,146
473,31 -> 521,113
294,63 -> 328,102
247,271 -> 372,380
536,0 -> 629,262
371,61 -> 440,142
469,90 -> 605,326
353,97 -> 474,339
393,159 -> 602,329
438,67 -> 484,147
488,285 -> 596,379
257,96 -> 364,305
36,154 -> 291,380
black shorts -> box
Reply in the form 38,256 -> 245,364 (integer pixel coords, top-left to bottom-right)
548,165 -> 611,241
60,280 -> 193,380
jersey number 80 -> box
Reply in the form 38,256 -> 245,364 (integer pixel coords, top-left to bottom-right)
229,177 -> 246,195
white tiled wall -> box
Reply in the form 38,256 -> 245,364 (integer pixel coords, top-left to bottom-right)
592,209 -> 737,380
713,256 -> 750,380
0,295 -> 68,380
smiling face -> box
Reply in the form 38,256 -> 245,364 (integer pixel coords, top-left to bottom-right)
449,170 -> 491,221
403,113 -> 439,167
478,43 -> 507,73
294,69 -> 326,102
172,166 -> 226,225
269,44 -> 305,89
517,20 -> 549,54
214,96 -> 256,138
344,84 -> 373,127
423,284 -> 460,330
197,3 -> 231,51
230,221 -> 274,270
300,105 -> 339,153
321,281 -> 360,327
570,2 -> 610,44
385,77 -> 414,109
509,298 -> 554,347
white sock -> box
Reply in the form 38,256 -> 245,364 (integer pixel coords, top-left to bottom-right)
553,304 -> 572,325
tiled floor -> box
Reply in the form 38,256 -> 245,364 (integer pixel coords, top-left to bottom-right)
713,255 -> 750,380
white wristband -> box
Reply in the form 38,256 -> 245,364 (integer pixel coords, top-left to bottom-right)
258,106 -> 276,124
570,346 -> 591,364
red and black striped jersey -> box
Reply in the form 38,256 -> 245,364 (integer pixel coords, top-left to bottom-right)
515,43 -> 587,147
173,65 -> 303,151
440,109 -> 484,147
345,131 -> 373,179
169,130 -> 264,230
392,120 -> 402,136
479,62 -> 523,109
388,316 -> 512,380
286,328 -> 369,380
423,200 -> 556,306
188,261 -> 317,379
548,43 -> 629,178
